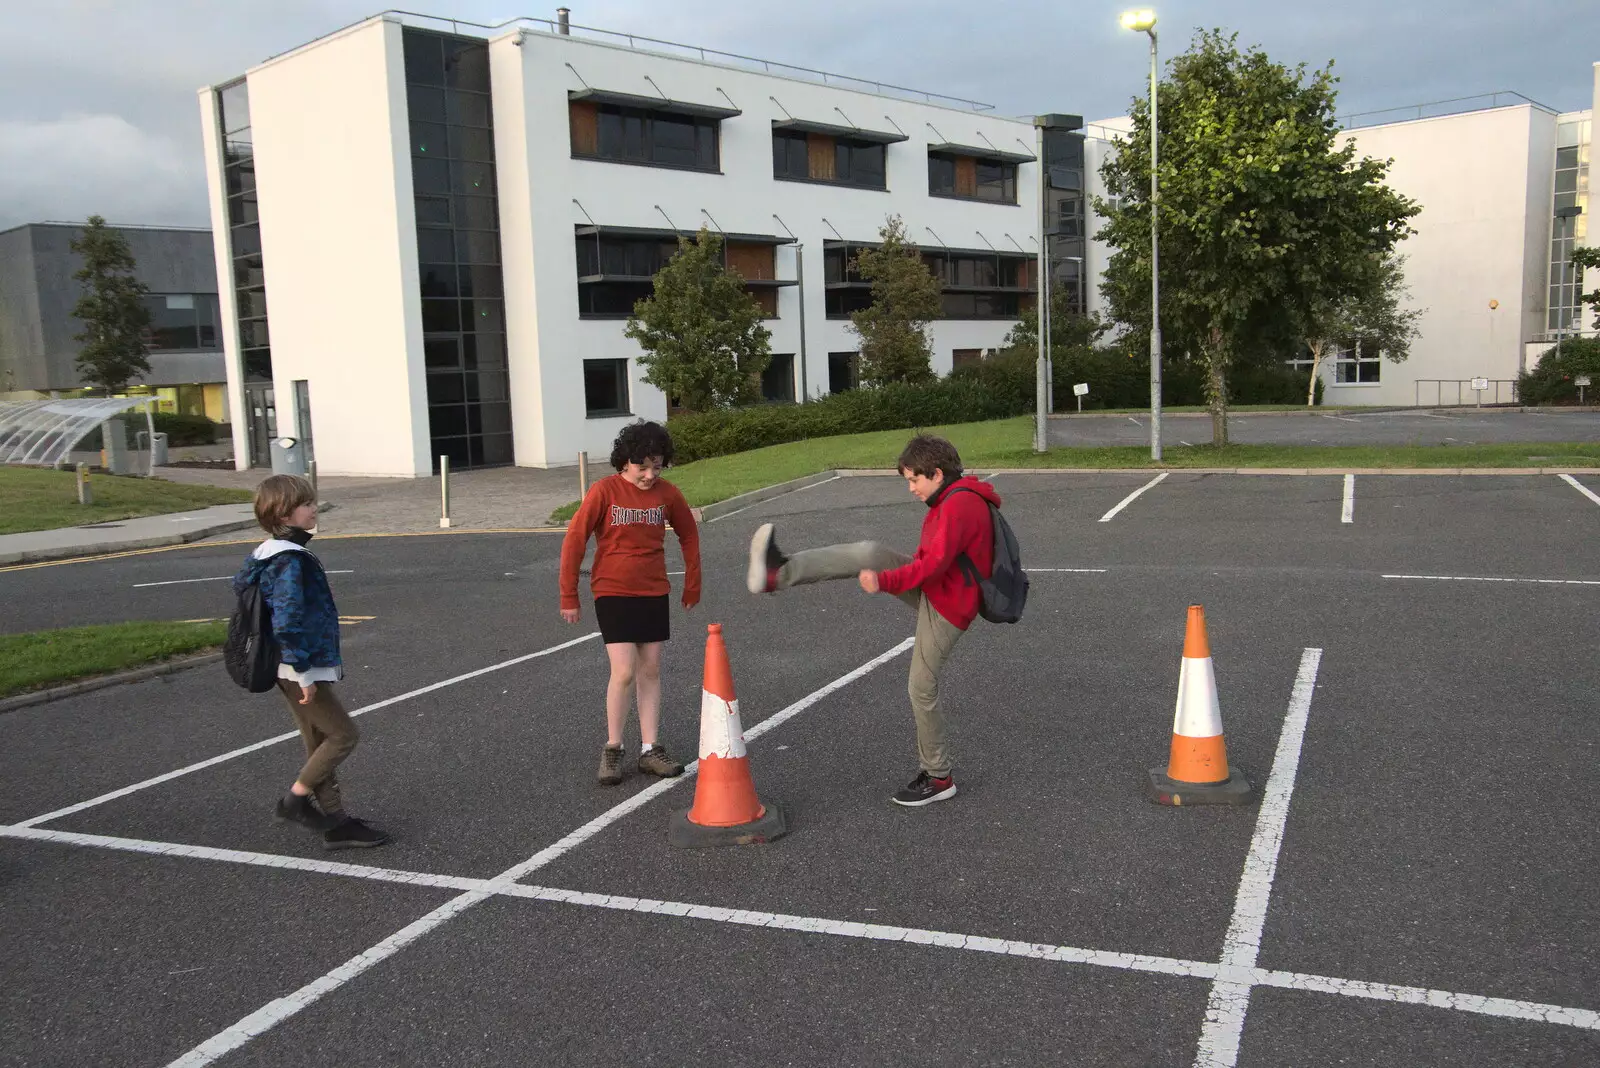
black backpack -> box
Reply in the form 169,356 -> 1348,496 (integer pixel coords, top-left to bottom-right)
224,574 -> 281,692
950,487 -> 1029,624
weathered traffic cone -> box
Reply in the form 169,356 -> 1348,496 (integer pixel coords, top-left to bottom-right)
1146,605 -> 1253,806
668,624 -> 789,846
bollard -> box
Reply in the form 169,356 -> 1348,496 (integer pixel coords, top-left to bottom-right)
76,462 -> 93,505
308,458 -> 319,502
439,455 -> 452,529
577,450 -> 589,500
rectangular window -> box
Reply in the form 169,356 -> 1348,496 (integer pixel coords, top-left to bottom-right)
142,293 -> 222,351
951,348 -> 984,371
770,132 -> 885,189
828,352 -> 858,393
584,359 -> 631,417
1334,340 -> 1381,384
773,131 -> 809,180
761,354 -> 796,403
930,152 -> 1016,204
576,104 -> 720,172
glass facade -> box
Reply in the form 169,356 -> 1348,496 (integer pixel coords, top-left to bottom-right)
404,28 -> 513,470
1549,117 -> 1592,333
218,80 -> 272,383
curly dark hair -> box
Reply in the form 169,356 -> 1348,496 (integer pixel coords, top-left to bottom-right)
610,420 -> 675,470
896,434 -> 963,481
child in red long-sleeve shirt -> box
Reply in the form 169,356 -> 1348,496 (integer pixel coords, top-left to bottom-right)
560,421 -> 701,785
746,434 -> 997,807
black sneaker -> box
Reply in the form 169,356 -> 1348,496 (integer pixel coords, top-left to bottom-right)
323,816 -> 390,850
746,523 -> 787,594
275,793 -> 338,831
892,771 -> 957,807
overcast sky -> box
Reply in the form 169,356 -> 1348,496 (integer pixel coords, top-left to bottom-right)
0,0 -> 1593,232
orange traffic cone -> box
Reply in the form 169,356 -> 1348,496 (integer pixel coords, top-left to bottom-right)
1146,606 -> 1253,806
668,624 -> 789,846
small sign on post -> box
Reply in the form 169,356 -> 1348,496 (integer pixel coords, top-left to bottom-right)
1073,382 -> 1090,413
1470,377 -> 1489,408
1576,375 -> 1592,406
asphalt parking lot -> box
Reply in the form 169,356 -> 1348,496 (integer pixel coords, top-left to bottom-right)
2,470 -> 1597,1066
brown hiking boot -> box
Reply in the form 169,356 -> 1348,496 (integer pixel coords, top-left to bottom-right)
637,745 -> 684,778
597,743 -> 625,786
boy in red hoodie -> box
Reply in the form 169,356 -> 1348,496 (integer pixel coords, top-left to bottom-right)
746,434 -> 997,806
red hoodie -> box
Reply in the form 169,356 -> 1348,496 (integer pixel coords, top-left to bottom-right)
877,475 -> 1000,630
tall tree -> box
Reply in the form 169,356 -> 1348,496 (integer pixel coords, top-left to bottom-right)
1570,246 -> 1600,331
1096,30 -> 1418,442
850,215 -> 943,387
625,228 -> 771,412
1298,254 -> 1423,405
71,215 -> 152,395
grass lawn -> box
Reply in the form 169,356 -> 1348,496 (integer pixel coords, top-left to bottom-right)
0,467 -> 253,536
549,415 -> 1600,522
0,621 -> 228,698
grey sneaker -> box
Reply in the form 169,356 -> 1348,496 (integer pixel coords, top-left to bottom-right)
598,743 -> 625,786
637,745 -> 685,778
747,523 -> 787,593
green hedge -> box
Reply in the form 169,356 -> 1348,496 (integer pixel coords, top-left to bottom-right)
668,351 -> 1321,463
1517,337 -> 1600,405
74,412 -> 219,451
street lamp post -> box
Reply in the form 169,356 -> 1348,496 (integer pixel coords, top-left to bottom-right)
1121,9 -> 1161,462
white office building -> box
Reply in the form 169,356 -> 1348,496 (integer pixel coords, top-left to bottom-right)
200,11 -> 1082,476
1083,67 -> 1598,408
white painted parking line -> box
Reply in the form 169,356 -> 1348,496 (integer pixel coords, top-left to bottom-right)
17,632 -> 604,829
1321,414 -> 1360,423
1194,648 -> 1322,1068
706,474 -> 843,524
1030,568 -> 1109,573
134,571 -> 353,588
1341,474 -> 1355,524
1558,473 -> 1600,508
10,810 -> 1596,1039
1382,574 -> 1600,587
157,637 -> 916,1067
1099,472 -> 1169,522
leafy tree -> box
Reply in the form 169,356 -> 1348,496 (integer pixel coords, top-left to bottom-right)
1001,288 -> 1110,361
625,228 -> 771,412
850,216 -> 943,386
1298,253 -> 1423,405
1096,30 -> 1418,443
71,215 -> 152,395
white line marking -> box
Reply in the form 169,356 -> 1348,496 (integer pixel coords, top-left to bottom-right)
707,474 -> 842,523
1341,474 -> 1355,524
1558,473 -> 1600,508
1321,414 -> 1360,423
1193,648 -> 1322,1068
1099,472 -> 1169,522
17,632 -> 603,829
1418,411 -> 1455,420
134,571 -> 354,588
159,637 -> 915,1066
1128,416 -> 1142,425
1382,574 -> 1600,587
1029,568 -> 1109,573
1179,440 -> 1193,447
9,819 -> 1596,1036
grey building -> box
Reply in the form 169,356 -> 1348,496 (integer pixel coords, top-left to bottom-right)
0,222 -> 229,423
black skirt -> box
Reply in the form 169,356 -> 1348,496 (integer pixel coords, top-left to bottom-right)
593,595 -> 670,645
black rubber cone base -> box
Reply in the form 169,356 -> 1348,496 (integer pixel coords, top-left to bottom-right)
1146,765 -> 1254,806
668,802 -> 788,847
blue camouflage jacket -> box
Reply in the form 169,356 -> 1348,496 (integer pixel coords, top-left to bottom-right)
232,538 -> 342,684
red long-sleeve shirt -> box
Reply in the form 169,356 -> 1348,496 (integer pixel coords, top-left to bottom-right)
877,476 -> 999,630
559,474 -> 702,611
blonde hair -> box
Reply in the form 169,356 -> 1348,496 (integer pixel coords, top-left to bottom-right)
254,474 -> 316,537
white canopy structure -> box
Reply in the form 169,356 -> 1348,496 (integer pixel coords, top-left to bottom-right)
0,397 -> 156,468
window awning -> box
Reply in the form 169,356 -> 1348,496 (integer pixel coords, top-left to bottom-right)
927,141 -> 1036,165
575,224 -> 794,246
771,118 -> 908,145
824,239 -> 1033,260
568,88 -> 740,121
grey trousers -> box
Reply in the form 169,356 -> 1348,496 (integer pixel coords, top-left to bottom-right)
778,542 -> 965,776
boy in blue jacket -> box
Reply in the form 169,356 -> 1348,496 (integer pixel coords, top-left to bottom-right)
233,474 -> 387,849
